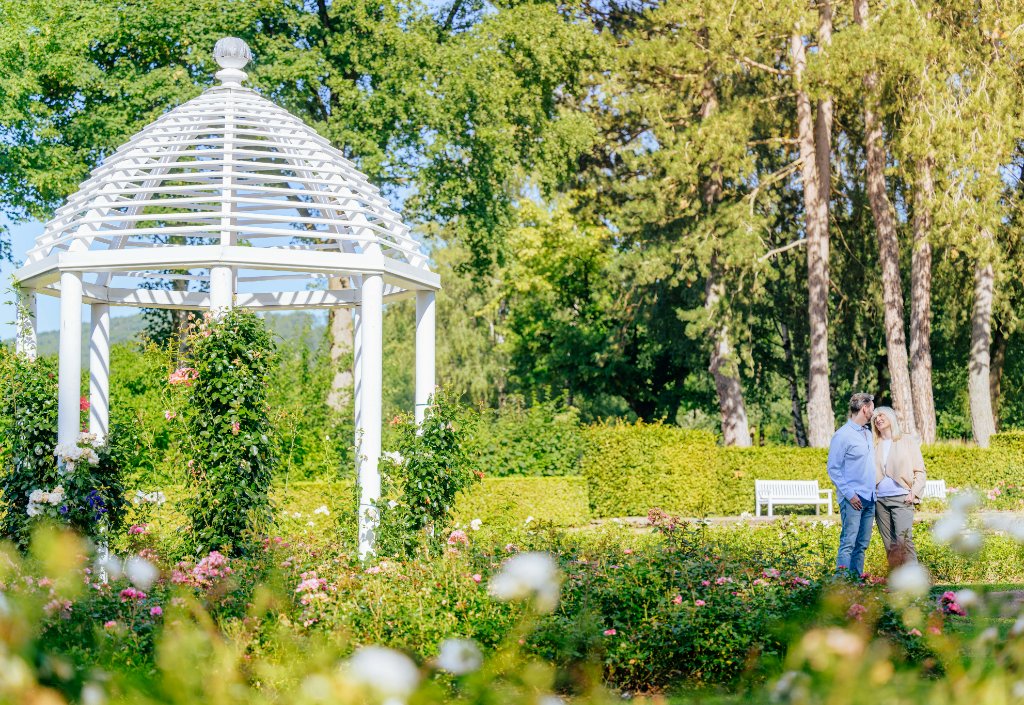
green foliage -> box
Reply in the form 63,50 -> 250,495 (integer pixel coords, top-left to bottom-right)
0,348 -> 127,547
474,395 -> 587,478
453,477 -> 590,529
176,310 -> 277,555
583,422 -> 1024,517
376,388 -> 481,557
581,421 -> 719,517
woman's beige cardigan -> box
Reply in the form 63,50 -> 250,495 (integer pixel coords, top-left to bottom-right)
874,436 -> 927,502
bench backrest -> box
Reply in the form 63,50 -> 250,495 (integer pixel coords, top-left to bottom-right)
923,479 -> 947,500
755,480 -> 821,499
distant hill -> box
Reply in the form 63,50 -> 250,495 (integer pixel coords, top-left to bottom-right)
3,311 -> 327,364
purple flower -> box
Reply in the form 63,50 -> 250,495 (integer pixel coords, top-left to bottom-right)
59,505 -> 69,515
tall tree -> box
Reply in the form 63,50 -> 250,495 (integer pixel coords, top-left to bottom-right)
792,15 -> 833,447
910,155 -> 937,443
853,0 -> 917,434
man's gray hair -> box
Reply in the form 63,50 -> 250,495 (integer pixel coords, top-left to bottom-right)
848,392 -> 875,415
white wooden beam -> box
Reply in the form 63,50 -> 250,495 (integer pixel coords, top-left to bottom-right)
357,274 -> 383,559
89,303 -> 111,441
57,272 -> 83,446
415,290 -> 436,424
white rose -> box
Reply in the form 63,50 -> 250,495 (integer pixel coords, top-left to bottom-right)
435,638 -> 483,675
29,489 -> 44,503
344,646 -> 420,701
125,556 -> 159,590
488,552 -> 561,613
469,518 -> 482,531
26,502 -> 43,517
887,563 -> 930,598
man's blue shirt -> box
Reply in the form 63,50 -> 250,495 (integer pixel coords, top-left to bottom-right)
827,419 -> 876,503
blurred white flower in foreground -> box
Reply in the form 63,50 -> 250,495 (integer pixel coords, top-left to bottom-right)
469,518 -> 483,531
97,555 -> 124,581
888,563 -> 930,598
489,552 -> 561,613
125,556 -> 158,590
344,646 -> 419,704
436,638 -> 483,675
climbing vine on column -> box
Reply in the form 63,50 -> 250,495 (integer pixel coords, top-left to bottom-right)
174,309 -> 277,555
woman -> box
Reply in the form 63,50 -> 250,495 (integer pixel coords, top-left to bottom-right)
872,406 -> 927,566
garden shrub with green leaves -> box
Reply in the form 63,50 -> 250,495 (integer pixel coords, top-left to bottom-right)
173,309 -> 277,555
473,395 -> 588,477
583,421 -> 1024,517
0,348 -> 129,548
375,388 -> 482,557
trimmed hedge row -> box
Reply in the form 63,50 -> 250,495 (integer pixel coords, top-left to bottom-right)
582,422 -> 1024,517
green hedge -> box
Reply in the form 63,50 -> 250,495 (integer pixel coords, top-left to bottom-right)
452,476 -> 590,527
582,421 -> 1024,517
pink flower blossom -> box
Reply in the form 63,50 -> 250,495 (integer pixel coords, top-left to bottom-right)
128,524 -> 149,535
847,603 -> 868,621
365,566 -> 382,575
715,576 -> 733,585
164,410 -> 177,421
104,620 -> 117,630
701,580 -> 711,587
168,367 -> 199,386
447,529 -> 470,546
672,594 -> 683,605
929,626 -> 942,635
471,574 -> 482,583
119,587 -> 147,602
37,577 -> 53,588
907,628 -> 922,637
623,548 -> 633,555
603,628 -> 616,636
694,599 -> 707,607
231,421 -> 240,435
150,606 -> 163,617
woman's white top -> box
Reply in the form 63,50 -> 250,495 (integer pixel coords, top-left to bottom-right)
877,438 -> 908,498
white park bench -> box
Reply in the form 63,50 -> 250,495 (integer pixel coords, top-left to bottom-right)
922,479 -> 947,500
755,480 -> 833,517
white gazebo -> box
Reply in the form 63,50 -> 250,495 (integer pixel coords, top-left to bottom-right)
11,37 -> 439,558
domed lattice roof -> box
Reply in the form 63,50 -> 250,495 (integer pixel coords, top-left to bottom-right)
16,37 -> 436,310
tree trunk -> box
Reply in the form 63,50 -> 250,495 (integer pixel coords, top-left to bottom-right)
792,30 -> 834,447
706,262 -> 752,447
910,157 -> 936,443
854,0 -> 917,436
326,275 -> 354,412
991,325 -> 1005,430
780,322 -> 809,447
700,79 -> 752,447
969,234 -> 996,447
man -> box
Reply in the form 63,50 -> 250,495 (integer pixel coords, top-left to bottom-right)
827,392 -> 877,577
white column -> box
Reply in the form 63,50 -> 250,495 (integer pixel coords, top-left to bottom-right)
352,303 -> 363,457
57,272 -> 83,447
357,274 -> 383,559
89,303 -> 111,442
15,290 -> 37,360
415,290 -> 436,424
209,265 -> 234,314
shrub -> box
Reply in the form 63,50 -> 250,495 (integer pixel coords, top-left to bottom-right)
375,388 -> 481,557
582,422 -> 1024,517
453,476 -> 591,528
0,349 -> 128,548
473,396 -> 587,477
174,310 -> 277,555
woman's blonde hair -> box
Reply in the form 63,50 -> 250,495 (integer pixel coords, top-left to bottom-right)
871,406 -> 903,442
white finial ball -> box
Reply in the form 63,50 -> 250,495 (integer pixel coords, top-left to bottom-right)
214,37 -> 252,70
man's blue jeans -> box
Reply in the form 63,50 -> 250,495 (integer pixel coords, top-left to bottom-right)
837,496 -> 875,577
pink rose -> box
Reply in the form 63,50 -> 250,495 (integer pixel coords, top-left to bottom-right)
694,600 -> 706,607
164,410 -> 177,421
471,574 -> 482,584
447,529 -> 470,546
104,620 -> 117,630
603,628 -> 616,636
150,606 -> 163,617
672,594 -> 683,605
